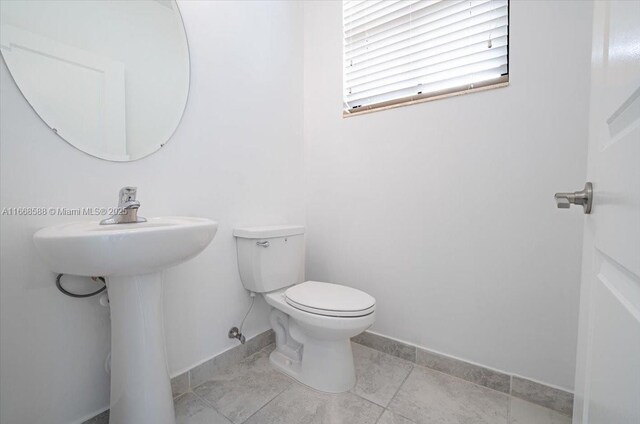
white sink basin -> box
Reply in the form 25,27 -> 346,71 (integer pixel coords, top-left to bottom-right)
33,216 -> 217,424
34,216 -> 218,277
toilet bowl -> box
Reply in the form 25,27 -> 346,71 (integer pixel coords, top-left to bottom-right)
234,226 -> 375,393
265,281 -> 375,392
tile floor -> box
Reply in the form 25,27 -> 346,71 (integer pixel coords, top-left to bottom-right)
92,343 -> 572,424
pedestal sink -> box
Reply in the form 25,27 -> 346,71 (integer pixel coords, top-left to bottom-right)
33,217 -> 218,424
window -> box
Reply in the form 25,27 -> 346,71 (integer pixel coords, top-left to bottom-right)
343,0 -> 509,115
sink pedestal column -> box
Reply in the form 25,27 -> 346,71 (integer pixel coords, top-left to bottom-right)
106,272 -> 175,424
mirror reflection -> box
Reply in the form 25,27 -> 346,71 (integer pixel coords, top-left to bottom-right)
0,0 -> 190,161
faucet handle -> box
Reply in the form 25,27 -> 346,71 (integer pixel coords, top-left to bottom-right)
100,186 -> 145,225
118,187 -> 138,205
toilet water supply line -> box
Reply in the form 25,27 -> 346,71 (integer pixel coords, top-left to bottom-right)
58,274 -> 256,346
57,273 -> 256,346
229,291 -> 256,344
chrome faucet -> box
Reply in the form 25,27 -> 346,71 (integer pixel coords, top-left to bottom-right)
100,187 -> 147,225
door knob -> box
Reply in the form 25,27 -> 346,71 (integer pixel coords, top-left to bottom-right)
554,182 -> 593,214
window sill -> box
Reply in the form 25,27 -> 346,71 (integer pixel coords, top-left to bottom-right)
343,77 -> 509,118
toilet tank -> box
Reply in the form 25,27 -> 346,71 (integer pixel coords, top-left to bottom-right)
233,225 -> 305,293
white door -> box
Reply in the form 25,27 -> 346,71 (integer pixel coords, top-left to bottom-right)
571,1 -> 640,423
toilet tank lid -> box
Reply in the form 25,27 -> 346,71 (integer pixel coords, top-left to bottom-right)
233,225 -> 305,239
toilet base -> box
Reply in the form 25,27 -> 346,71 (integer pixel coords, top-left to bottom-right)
270,336 -> 356,393
263,289 -> 374,393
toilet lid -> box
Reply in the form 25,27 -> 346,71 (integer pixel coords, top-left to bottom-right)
285,281 -> 375,317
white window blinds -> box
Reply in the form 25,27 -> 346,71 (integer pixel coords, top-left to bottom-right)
343,0 -> 509,114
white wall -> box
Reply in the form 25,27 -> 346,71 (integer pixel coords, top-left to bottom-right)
0,2 -> 303,423
303,0 -> 592,390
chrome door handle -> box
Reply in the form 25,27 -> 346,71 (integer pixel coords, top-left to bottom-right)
554,182 -> 593,214
256,241 -> 270,248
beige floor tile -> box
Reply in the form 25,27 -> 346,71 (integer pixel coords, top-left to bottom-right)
245,383 -> 383,424
175,393 -> 232,424
377,409 -> 417,424
509,398 -> 571,424
351,343 -> 414,407
388,366 -> 509,424
193,346 -> 292,424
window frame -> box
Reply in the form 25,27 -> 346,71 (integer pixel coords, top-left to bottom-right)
342,0 -> 510,117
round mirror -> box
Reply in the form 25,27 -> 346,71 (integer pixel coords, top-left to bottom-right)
0,0 -> 189,162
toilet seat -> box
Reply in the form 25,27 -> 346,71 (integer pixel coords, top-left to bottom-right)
285,281 -> 375,317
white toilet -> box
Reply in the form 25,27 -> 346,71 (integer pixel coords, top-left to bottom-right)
234,225 -> 375,393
